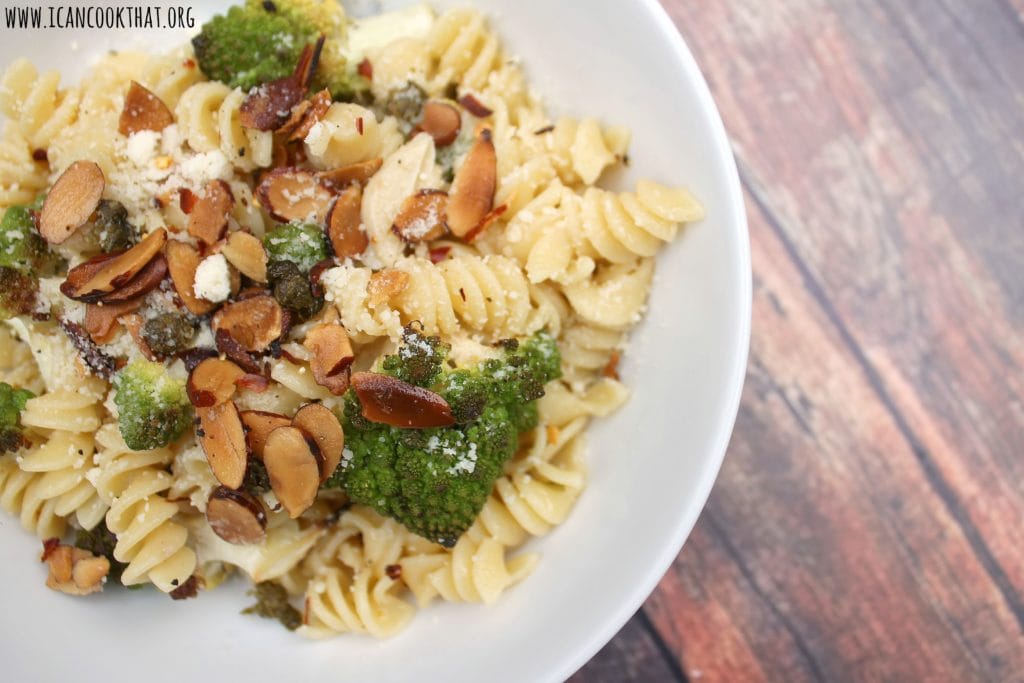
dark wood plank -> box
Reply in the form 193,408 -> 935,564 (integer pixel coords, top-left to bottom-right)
569,610 -> 686,682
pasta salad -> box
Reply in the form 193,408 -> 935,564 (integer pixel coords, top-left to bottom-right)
0,0 -> 704,637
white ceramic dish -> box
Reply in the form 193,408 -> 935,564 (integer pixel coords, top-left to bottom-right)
0,1 -> 749,680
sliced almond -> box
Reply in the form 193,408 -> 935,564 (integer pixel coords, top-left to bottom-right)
292,403 -> 345,482
367,269 -> 410,305
221,231 -> 268,283
39,161 -> 105,244
187,357 -> 245,408
207,487 -> 267,545
211,295 -> 285,353
236,373 -> 269,393
83,299 -> 142,344
303,320 -> 354,395
458,94 -> 493,118
239,410 -> 290,460
350,371 -> 455,429
70,555 -> 110,593
418,101 -> 462,147
42,542 -> 110,596
448,128 -> 496,238
214,328 -> 264,375
263,426 -> 322,518
119,81 -> 174,136
179,187 -> 198,214
98,254 -> 168,304
240,39 -> 324,131
198,401 -> 248,490
392,189 -> 448,243
166,240 -> 216,316
317,158 -> 383,190
325,185 -> 367,259
257,167 -> 335,224
277,99 -> 312,139
462,203 -> 507,243
60,228 -> 166,302
286,89 -> 332,142
187,180 -> 234,246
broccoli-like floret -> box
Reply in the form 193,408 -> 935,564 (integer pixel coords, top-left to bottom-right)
263,221 -> 330,274
267,259 -> 323,321
242,580 -> 302,630
0,382 -> 33,454
381,325 -> 451,388
0,266 -> 38,320
113,360 -> 193,450
0,204 -> 57,272
328,330 -> 562,546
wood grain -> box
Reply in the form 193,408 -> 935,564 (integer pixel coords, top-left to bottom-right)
576,0 -> 1024,680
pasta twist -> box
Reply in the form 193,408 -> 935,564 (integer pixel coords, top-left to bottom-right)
15,429 -> 107,532
20,390 -> 102,434
0,58 -> 80,151
138,46 -> 205,111
562,258 -> 655,329
426,8 -> 503,92
167,441 -> 218,513
175,81 -> 273,171
5,319 -> 108,399
0,324 -> 42,393
0,455 -> 65,539
559,321 -> 626,387
0,123 -> 48,208
303,103 -> 399,170
95,424 -> 197,592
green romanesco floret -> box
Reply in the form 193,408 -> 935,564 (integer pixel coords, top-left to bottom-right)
0,382 -> 33,454
192,4 -> 318,91
0,204 -> 58,272
263,221 -> 329,274
327,328 -> 562,546
0,266 -> 38,320
113,360 -> 193,451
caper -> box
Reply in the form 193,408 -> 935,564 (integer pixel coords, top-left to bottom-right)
141,312 -> 197,358
95,200 -> 137,253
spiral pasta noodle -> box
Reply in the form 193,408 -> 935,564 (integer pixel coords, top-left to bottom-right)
94,424 -> 197,592
0,123 -> 48,208
138,46 -> 205,111
426,8 -> 503,93
304,103 -> 400,170
559,321 -> 626,387
0,455 -> 65,539
0,324 -> 42,392
0,58 -> 80,152
15,429 -> 107,532
175,81 -> 273,172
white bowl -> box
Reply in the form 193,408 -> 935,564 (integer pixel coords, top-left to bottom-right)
0,1 -> 749,680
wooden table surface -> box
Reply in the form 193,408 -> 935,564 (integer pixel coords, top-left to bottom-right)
573,0 -> 1024,680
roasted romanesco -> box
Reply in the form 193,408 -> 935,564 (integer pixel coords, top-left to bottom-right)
112,360 -> 193,451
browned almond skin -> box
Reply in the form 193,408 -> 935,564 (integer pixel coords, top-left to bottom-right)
391,189 -> 449,243
214,328 -> 264,375
119,81 -> 174,136
458,94 -> 493,118
350,372 -> 456,429
221,231 -> 268,283
61,228 -> 167,302
239,410 -> 290,460
461,203 -> 508,244
303,321 -> 355,395
198,402 -> 249,490
212,295 -> 285,353
263,426 -> 322,518
286,89 -> 332,142
240,39 -> 324,131
419,101 -> 462,147
39,161 -> 105,244
292,403 -> 345,482
187,180 -> 234,246
447,128 -> 496,238
257,167 -> 335,224
187,357 -> 245,408
207,487 -> 267,545
165,240 -> 216,316
325,185 -> 368,259
83,299 -> 142,344
97,254 -> 167,304
317,158 -> 383,190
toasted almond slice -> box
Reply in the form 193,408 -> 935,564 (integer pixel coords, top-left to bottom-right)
286,89 -> 332,142
367,269 -> 410,305
207,487 -> 267,545
447,128 -> 496,238
350,371 -> 455,429
119,81 -> 174,136
303,320 -> 354,395
221,231 -> 268,283
459,94 -> 493,118
214,328 -> 264,375
392,189 -> 448,243
418,101 -> 462,147
98,254 -> 167,304
264,426 -> 322,518
187,357 -> 245,408
277,99 -> 311,139
211,295 -> 284,353
325,185 -> 367,259
236,373 -> 269,393
39,161 -> 105,244
240,39 -> 323,131
187,180 -> 234,246
257,167 -> 335,224
165,240 -> 216,316
70,555 -> 110,592
83,299 -> 142,344
292,403 -> 345,482
179,187 -> 198,214
462,203 -> 507,243
60,228 -> 166,302
317,158 -> 384,190
198,401 -> 248,490
239,410 -> 290,460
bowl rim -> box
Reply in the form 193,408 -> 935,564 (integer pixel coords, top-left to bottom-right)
552,0 -> 751,678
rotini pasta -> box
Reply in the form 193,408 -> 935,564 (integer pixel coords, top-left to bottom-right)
175,81 -> 273,171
